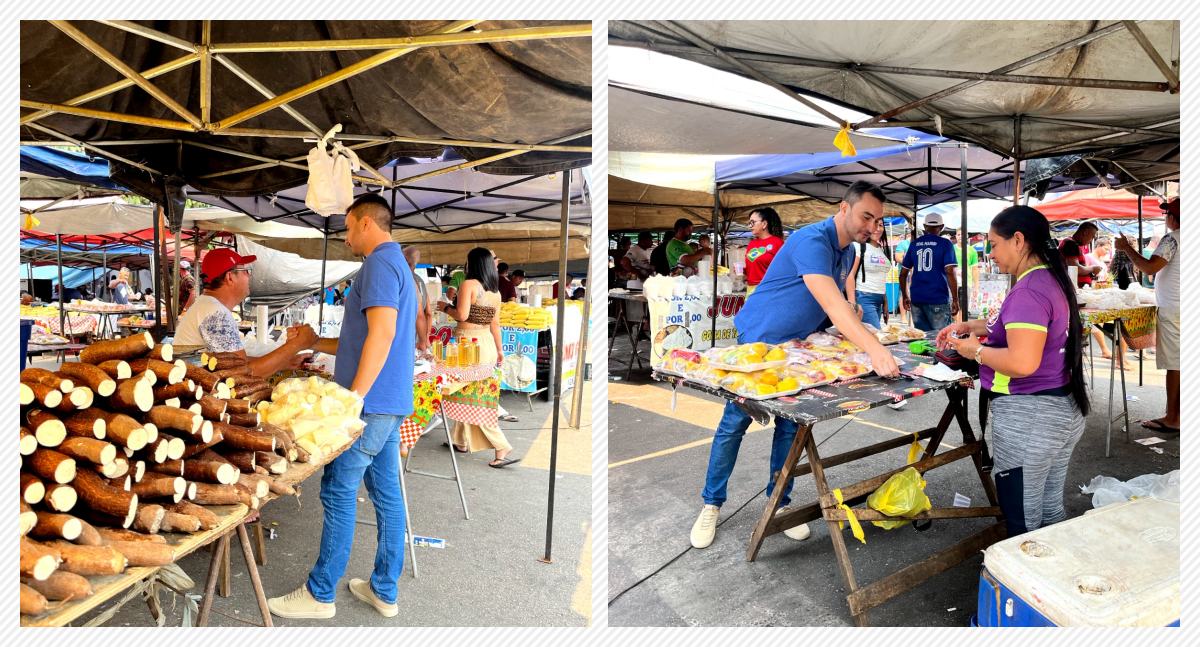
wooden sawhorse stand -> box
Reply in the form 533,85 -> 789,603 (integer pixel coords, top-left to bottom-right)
745,385 -> 1006,626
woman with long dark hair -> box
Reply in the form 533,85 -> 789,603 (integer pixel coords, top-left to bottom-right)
938,205 -> 1088,536
744,207 -> 785,295
438,247 -> 518,467
845,225 -> 892,329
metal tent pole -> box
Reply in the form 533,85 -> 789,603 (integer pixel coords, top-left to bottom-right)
56,234 -> 65,334
958,144 -> 969,317
172,228 -> 182,327
542,170 -> 570,563
570,289 -> 589,429
152,206 -> 163,324
1138,196 -> 1144,386
317,223 -> 329,333
102,250 -> 108,300
711,182 -> 720,346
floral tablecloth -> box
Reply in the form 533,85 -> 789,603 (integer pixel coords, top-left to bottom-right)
399,363 -> 499,449
23,314 -> 100,337
1081,305 -> 1157,350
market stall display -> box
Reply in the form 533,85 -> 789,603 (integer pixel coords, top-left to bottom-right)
19,333 -> 363,624
653,347 -> 999,626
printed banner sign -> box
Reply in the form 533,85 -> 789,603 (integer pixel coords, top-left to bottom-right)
647,293 -> 746,367
500,326 -> 540,393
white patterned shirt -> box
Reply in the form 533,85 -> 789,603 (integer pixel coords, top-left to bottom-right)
174,295 -> 244,352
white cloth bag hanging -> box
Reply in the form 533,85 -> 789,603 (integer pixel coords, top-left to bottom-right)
305,125 -> 362,216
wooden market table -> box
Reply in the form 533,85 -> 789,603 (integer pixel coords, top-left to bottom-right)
1080,305 -> 1158,457
21,504 -> 249,627
654,347 -> 1002,627
21,425 -> 364,628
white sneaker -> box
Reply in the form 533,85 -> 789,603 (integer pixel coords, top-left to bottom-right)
267,585 -> 335,619
888,399 -> 908,410
775,506 -> 812,541
348,578 -> 398,618
690,504 -> 720,548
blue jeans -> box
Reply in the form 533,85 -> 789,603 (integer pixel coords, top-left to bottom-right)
856,290 -> 886,329
911,302 -> 951,334
702,401 -> 798,508
307,413 -> 407,604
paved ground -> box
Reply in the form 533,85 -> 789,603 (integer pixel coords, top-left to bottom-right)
37,347 -> 594,627
607,331 -> 1178,627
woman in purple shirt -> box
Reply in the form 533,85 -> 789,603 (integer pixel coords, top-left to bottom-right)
938,205 -> 1089,536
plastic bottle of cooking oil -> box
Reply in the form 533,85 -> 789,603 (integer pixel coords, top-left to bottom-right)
446,340 -> 459,367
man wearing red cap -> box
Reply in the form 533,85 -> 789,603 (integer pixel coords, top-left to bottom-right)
174,248 -> 316,376
1115,197 -> 1180,433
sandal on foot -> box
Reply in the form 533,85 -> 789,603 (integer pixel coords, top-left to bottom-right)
1140,419 -> 1180,434
442,442 -> 469,453
488,457 -> 521,468
499,414 -> 519,422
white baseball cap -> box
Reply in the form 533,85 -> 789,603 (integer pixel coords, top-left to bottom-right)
923,213 -> 944,227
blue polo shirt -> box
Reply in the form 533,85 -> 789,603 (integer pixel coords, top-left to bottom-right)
334,242 -> 417,416
734,216 -> 855,344
901,234 -> 957,305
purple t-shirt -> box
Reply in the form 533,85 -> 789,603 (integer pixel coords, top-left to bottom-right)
980,266 -> 1070,394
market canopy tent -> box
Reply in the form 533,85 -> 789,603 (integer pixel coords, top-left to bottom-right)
186,157 -> 591,235
609,175 -> 909,232
711,136 -> 1091,209
1034,186 -> 1173,221
610,20 -> 1179,171
21,20 -> 591,212
21,20 -> 591,562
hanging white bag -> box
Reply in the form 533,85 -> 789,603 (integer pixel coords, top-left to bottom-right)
305,124 -> 362,216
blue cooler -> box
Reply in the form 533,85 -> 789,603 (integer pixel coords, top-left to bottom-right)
20,320 -> 32,370
975,497 -> 1179,627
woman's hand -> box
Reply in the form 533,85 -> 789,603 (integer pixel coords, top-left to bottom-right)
935,322 -> 973,350
945,331 -> 982,360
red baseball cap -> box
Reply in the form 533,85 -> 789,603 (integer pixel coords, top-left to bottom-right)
201,248 -> 257,282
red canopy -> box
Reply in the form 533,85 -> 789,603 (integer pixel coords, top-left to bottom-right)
1036,188 -> 1171,222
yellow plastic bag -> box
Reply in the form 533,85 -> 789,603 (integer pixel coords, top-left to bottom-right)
867,466 -> 932,530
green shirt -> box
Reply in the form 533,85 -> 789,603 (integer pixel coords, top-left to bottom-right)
953,243 -> 979,267
666,238 -> 693,268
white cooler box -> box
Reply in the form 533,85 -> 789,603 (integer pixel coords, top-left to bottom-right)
977,497 -> 1179,627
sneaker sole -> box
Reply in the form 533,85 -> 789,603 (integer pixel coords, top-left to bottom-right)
267,604 -> 336,620
348,580 -> 398,618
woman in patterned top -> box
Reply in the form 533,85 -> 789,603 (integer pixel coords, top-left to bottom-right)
439,247 -> 518,468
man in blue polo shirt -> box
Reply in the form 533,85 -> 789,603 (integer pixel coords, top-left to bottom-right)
268,193 -> 417,620
899,213 -> 959,334
690,181 -> 901,549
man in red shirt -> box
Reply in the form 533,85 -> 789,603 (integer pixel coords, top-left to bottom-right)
497,262 -> 517,302
1059,222 -> 1103,287
744,207 -> 785,295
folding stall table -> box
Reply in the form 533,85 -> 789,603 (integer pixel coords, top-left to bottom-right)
1081,305 -> 1158,457
654,348 -> 1002,626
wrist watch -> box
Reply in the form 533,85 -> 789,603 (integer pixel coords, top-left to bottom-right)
974,345 -> 985,364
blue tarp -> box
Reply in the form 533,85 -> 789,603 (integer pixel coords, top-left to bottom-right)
20,146 -> 124,190
715,136 -> 1101,208
716,130 -> 946,184
20,239 -> 148,256
20,264 -> 105,288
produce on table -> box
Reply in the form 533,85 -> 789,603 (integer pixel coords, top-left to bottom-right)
498,302 -> 553,329
257,376 -> 364,462
18,333 -> 338,619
